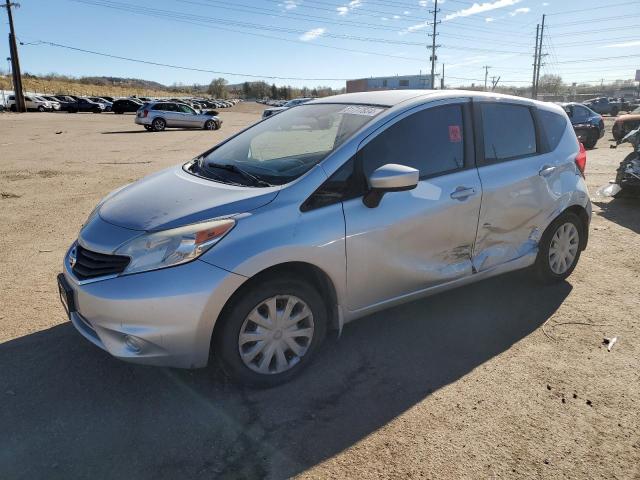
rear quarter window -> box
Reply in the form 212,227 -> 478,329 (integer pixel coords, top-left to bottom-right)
481,103 -> 537,162
538,109 -> 568,151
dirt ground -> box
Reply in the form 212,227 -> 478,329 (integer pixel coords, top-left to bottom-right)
0,105 -> 638,480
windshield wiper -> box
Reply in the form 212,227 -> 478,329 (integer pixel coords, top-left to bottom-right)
204,163 -> 273,187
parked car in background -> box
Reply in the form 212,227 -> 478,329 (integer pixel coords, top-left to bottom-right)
41,95 -> 67,111
7,94 -> 54,112
88,97 -> 113,112
583,97 -> 623,116
262,97 -> 314,118
68,98 -> 105,113
135,101 -> 222,131
101,96 -> 115,102
52,95 -> 78,111
559,102 -> 604,149
35,95 -> 61,111
112,98 -> 143,114
612,106 -> 640,141
59,90 -> 590,387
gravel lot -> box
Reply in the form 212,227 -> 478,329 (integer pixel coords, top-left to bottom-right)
0,105 -> 638,479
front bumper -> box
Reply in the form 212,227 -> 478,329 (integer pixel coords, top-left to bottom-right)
61,247 -> 246,368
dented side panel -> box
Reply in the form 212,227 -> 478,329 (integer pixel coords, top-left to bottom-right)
473,150 -> 574,272
343,169 -> 482,312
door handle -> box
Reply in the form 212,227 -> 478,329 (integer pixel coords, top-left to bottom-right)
450,187 -> 476,200
538,165 -> 557,177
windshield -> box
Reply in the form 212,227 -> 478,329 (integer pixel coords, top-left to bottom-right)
198,103 -> 386,186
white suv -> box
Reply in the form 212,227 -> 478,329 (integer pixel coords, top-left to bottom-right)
7,95 -> 54,112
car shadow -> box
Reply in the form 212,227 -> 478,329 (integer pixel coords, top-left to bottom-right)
593,199 -> 640,234
0,271 -> 571,479
102,129 -> 207,135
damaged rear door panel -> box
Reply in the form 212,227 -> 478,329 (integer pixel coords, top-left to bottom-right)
472,100 -> 563,272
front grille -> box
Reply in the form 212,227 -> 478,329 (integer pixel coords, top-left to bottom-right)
72,245 -> 130,280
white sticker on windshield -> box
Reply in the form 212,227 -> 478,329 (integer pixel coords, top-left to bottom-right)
338,105 -> 384,116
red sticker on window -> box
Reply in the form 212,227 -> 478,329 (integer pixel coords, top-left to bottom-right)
448,125 -> 462,143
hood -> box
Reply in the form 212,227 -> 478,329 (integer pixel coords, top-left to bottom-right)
98,165 -> 280,231
266,107 -> 287,112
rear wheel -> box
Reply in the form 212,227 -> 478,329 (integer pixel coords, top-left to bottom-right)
214,277 -> 327,387
152,117 -> 166,132
534,212 -> 583,283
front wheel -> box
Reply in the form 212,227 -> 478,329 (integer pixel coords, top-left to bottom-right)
534,212 -> 583,283
204,119 -> 217,130
214,277 -> 327,387
37,105 -> 46,112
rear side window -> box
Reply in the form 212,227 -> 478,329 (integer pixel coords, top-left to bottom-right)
152,103 -> 166,111
538,109 -> 568,151
572,106 -> 590,122
481,104 -> 537,162
361,104 -> 465,179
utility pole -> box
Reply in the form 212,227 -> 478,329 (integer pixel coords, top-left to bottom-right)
531,24 -> 540,98
483,65 -> 491,91
1,0 -> 25,112
441,63 -> 445,89
428,0 -> 440,90
534,14 -> 546,99
492,76 -> 500,91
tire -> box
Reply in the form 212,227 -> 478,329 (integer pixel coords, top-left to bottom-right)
10,104 -> 16,112
213,276 -> 327,387
204,119 -> 216,130
610,107 -> 619,117
151,117 -> 166,132
37,105 -> 45,112
583,131 -> 598,149
534,212 -> 583,284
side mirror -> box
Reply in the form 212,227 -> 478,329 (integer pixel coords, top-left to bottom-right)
363,163 -> 419,208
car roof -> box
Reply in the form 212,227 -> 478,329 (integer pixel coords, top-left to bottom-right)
309,89 -> 540,107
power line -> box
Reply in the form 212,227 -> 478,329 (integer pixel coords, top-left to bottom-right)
23,39 -> 537,85
24,40 -> 354,81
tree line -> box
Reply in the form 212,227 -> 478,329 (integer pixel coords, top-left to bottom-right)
207,77 -> 345,100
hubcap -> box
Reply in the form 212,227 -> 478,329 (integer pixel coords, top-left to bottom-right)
548,222 -> 579,275
238,295 -> 314,375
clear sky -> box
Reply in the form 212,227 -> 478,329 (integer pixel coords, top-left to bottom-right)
1,0 -> 639,89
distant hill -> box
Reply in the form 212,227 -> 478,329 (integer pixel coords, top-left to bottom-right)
76,76 -> 169,90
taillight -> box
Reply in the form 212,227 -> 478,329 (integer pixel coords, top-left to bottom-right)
575,143 -> 587,177
143,109 -> 149,118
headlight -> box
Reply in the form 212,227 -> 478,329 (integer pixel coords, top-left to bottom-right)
115,218 -> 235,275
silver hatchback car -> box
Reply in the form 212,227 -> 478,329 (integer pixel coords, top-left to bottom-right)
135,101 -> 222,131
59,90 -> 590,386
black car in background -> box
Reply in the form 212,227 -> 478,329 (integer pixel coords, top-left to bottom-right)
52,95 -> 78,112
51,96 -> 104,113
112,98 -> 143,114
71,98 -> 105,113
559,102 -> 605,149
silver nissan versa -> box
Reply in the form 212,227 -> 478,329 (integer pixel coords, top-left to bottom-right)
58,90 -> 591,387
